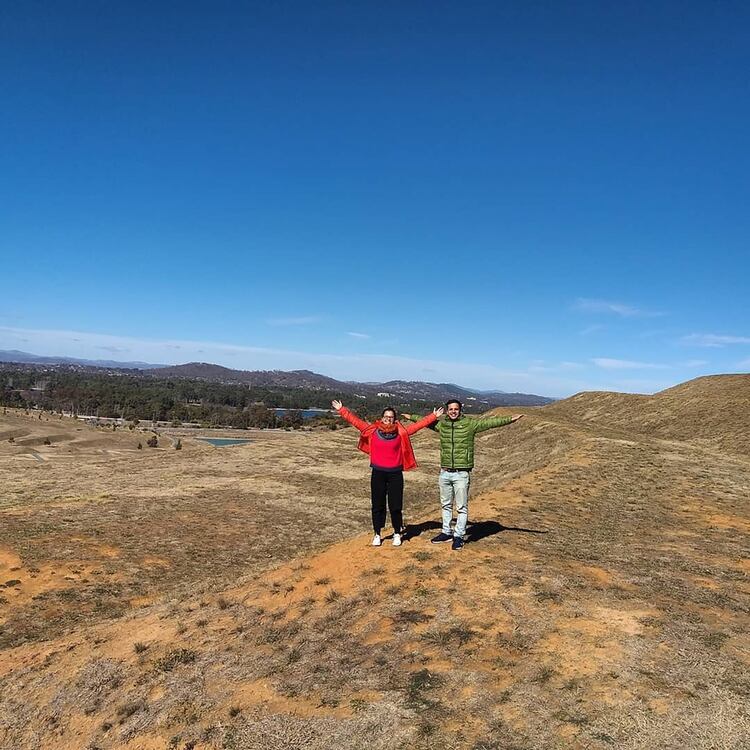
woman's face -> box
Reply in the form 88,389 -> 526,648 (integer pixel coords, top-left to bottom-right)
382,410 -> 396,423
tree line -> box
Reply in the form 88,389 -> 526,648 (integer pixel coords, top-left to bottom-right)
0,365 -> 437,429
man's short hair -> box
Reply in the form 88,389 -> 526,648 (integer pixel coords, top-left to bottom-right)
445,399 -> 462,410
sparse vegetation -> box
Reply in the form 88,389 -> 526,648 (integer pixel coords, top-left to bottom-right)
154,648 -> 197,671
1,377 -> 750,749
116,699 -> 146,723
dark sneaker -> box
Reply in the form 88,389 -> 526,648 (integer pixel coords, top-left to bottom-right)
431,532 -> 453,544
451,536 -> 464,551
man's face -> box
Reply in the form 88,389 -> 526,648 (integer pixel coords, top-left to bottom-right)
446,403 -> 461,420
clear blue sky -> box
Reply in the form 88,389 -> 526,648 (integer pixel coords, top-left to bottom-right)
1,1 -> 748,397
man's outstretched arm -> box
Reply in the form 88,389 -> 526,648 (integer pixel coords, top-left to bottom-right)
472,414 -> 524,433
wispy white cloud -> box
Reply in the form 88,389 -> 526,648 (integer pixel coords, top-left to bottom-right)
737,358 -> 750,369
347,332 -> 370,339
579,324 -> 605,336
681,359 -> 709,367
266,315 -> 322,326
4,325 -> 713,397
680,333 -> 750,348
529,361 -> 584,373
592,358 -> 670,370
574,298 -> 664,318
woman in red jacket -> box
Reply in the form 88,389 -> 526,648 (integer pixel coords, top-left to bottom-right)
332,400 -> 443,547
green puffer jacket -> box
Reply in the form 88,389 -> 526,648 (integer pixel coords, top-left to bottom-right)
410,414 -> 514,469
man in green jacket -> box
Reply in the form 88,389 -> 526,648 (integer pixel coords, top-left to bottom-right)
404,399 -> 523,551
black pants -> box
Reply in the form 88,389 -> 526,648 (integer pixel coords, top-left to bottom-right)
370,469 -> 404,534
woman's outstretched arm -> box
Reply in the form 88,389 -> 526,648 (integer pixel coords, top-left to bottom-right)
332,400 -> 370,432
404,406 -> 443,435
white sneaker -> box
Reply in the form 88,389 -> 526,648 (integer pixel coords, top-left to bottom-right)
371,534 -> 382,546
392,533 -> 402,547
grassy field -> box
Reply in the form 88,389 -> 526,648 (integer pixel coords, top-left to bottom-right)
1,378 -> 748,749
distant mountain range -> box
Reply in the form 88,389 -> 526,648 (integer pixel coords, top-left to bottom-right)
155,363 -> 554,406
0,349 -> 165,370
0,350 -> 554,406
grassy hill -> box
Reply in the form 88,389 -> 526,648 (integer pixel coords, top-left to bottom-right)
542,374 -> 750,457
0,378 -> 748,749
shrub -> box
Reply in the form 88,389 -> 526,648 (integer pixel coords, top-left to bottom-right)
174,438 -> 182,450
116,700 -> 145,723
146,435 -> 158,448
154,648 -> 197,672
137,442 -> 143,450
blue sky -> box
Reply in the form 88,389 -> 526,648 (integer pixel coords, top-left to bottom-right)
1,1 -> 748,397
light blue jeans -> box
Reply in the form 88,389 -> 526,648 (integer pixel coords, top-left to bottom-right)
439,470 -> 471,539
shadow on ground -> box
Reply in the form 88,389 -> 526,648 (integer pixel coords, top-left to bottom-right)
400,518 -> 548,544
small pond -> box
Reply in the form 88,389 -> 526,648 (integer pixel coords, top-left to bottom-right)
196,437 -> 252,447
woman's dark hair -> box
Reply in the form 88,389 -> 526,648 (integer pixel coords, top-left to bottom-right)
381,406 -> 398,418
445,399 -> 462,410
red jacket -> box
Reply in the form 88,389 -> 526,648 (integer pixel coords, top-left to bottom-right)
338,407 -> 437,471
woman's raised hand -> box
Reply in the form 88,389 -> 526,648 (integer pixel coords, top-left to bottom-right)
433,406 -> 444,417
332,400 -> 343,411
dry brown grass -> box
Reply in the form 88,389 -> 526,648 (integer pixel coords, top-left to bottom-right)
1,378 -> 749,749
